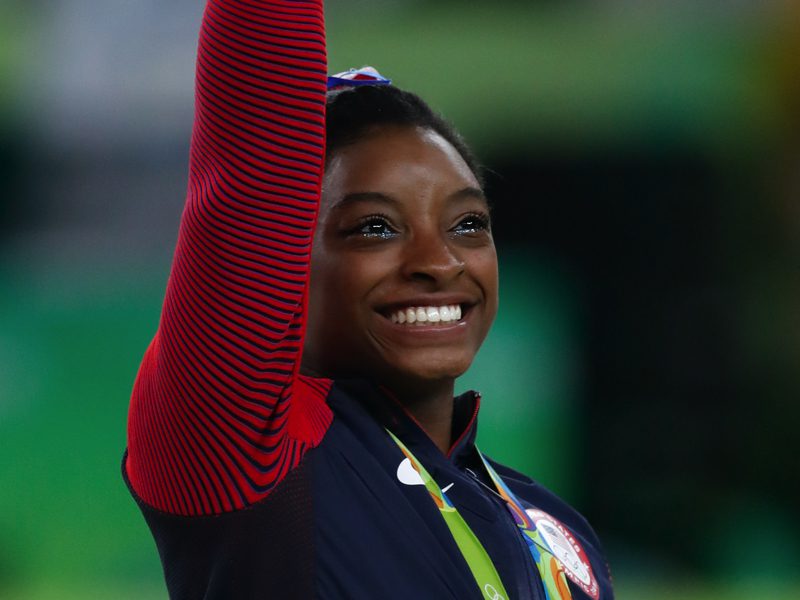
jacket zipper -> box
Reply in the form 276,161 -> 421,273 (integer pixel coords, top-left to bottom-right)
464,468 -> 545,600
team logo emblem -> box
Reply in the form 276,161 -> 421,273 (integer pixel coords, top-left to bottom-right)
396,457 -> 425,486
525,509 -> 600,600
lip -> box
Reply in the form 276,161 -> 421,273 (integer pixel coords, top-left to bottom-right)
375,314 -> 470,340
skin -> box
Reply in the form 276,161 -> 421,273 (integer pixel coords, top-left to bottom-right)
302,125 -> 499,453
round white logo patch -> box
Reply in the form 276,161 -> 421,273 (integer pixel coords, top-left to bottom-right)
525,509 -> 600,599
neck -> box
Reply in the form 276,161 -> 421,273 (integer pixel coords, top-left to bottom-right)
387,379 -> 455,455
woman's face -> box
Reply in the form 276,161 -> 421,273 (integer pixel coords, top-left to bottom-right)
303,125 -> 498,391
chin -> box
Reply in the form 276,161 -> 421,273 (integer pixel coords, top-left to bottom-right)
377,352 -> 474,387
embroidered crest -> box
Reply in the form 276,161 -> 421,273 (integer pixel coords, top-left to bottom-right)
525,509 -> 600,599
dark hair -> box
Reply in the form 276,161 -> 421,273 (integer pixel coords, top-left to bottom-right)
325,85 -> 483,186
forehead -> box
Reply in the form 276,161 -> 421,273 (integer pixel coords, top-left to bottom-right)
322,126 -> 481,210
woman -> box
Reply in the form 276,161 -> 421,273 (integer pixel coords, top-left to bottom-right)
124,1 -> 614,598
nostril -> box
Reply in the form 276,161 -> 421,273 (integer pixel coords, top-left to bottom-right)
401,238 -> 464,282
406,259 -> 465,283
409,271 -> 438,283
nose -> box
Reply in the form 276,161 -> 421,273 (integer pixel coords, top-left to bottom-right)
400,229 -> 465,284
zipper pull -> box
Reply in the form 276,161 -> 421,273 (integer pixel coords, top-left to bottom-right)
465,467 -> 506,502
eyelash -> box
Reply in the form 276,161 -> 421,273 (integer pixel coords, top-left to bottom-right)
452,212 -> 491,235
345,211 -> 491,239
348,214 -> 398,239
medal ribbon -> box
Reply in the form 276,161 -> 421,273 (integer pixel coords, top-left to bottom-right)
388,431 -> 509,600
477,454 -> 573,600
387,430 -> 572,600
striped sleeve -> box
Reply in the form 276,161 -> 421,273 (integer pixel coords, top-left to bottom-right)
125,0 -> 333,516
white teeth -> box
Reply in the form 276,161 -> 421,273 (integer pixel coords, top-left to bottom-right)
388,305 -> 464,326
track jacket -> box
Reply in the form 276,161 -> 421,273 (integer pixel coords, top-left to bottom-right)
124,2 -> 614,598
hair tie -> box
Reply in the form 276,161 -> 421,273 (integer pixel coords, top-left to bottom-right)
327,66 -> 392,90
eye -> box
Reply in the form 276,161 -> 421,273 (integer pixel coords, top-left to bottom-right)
451,212 -> 491,235
348,214 -> 398,239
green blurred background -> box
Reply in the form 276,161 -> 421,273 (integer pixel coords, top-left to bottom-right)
1,1 -> 799,598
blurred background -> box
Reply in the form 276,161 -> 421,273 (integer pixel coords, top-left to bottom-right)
1,0 -> 798,598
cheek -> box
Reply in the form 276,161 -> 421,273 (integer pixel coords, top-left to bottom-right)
471,251 -> 500,329
309,251 -> 384,315
471,250 -> 499,293
308,249 -> 337,324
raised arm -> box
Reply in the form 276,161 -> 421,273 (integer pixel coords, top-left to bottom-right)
126,0 -> 331,516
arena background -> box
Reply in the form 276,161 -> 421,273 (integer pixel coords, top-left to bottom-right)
1,1 -> 798,598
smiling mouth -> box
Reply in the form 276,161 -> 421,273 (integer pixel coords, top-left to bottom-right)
385,304 -> 464,326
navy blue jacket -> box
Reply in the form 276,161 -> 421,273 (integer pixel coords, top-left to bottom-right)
127,380 -> 613,599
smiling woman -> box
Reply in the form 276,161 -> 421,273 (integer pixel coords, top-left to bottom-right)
305,125 -> 499,449
123,1 -> 613,599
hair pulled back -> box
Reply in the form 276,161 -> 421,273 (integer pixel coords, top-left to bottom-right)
325,85 -> 483,187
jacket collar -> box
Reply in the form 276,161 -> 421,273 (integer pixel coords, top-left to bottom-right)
332,379 -> 482,470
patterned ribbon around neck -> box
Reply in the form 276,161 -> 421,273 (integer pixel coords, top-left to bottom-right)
387,430 -> 573,600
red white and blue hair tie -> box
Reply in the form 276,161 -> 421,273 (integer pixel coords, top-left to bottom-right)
327,66 -> 392,90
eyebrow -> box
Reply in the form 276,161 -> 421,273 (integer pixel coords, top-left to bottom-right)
332,192 -> 400,211
332,186 -> 488,211
450,186 -> 488,205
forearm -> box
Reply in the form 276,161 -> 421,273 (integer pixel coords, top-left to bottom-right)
181,0 -> 325,378
127,0 -> 328,516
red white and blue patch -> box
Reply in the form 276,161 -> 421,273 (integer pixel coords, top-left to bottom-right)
525,509 -> 600,600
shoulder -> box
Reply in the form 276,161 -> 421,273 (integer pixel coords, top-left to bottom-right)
486,457 -> 615,600
487,458 -> 595,538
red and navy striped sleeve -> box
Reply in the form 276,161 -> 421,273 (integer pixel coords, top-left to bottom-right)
125,0 -> 333,516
